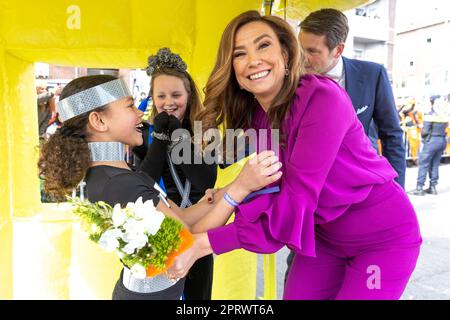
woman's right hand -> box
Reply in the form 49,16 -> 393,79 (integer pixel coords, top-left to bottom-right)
167,233 -> 212,279
230,150 -> 282,201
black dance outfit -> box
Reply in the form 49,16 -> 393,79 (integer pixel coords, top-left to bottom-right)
85,165 -> 185,300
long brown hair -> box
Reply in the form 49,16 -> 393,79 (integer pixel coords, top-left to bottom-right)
197,10 -> 304,158
38,75 -> 115,201
149,68 -> 204,132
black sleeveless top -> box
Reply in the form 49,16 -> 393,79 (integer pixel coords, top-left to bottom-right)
85,165 -> 161,207
84,165 -> 185,300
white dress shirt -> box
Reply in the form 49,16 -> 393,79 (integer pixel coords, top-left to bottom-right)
325,57 -> 346,89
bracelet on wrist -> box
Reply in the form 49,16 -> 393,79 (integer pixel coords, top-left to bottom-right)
223,192 -> 241,207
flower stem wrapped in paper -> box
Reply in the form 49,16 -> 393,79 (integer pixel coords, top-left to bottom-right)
71,196 -> 193,279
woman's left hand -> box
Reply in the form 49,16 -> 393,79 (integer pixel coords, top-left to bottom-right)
230,150 -> 282,201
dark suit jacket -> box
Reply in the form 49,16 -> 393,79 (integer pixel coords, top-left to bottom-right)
342,56 -> 406,187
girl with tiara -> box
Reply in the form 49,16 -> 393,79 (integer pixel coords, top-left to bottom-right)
132,48 -> 216,300
38,74 -> 282,300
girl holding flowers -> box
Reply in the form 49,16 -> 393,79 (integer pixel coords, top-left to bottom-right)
38,74 -> 282,300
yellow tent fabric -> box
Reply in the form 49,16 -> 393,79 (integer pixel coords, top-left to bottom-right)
273,0 -> 373,20
0,0 -> 370,300
211,157 -> 259,299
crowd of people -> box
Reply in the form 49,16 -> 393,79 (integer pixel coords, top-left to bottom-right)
399,97 -> 450,160
399,96 -> 450,195
36,8 -> 449,300
36,80 -> 63,140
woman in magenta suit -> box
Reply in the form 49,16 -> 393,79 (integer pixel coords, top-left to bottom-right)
167,10 -> 422,300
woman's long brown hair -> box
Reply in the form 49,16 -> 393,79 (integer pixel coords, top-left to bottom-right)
197,10 -> 305,160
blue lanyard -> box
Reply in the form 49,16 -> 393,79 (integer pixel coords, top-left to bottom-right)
242,186 -> 280,203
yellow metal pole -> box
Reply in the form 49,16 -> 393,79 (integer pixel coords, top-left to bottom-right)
263,0 -> 273,15
262,254 -> 277,299
263,1 -> 280,300
0,47 -> 13,299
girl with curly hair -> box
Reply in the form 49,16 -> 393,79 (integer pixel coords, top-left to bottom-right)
38,74 -> 282,300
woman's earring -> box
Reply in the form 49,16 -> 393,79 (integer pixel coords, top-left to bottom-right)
285,65 -> 290,77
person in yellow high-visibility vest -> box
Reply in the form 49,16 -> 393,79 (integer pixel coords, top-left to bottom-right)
410,97 -> 449,195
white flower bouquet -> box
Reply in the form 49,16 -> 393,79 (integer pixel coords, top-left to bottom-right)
71,196 -> 193,279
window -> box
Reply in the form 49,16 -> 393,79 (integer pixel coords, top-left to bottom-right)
427,38 -> 432,43
87,68 -> 119,76
353,49 -> 363,60
425,73 -> 431,86
356,8 -> 367,16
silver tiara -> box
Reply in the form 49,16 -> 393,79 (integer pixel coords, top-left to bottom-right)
88,142 -> 125,162
57,78 -> 131,122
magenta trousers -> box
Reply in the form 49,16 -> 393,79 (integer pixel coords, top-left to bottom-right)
284,180 -> 422,300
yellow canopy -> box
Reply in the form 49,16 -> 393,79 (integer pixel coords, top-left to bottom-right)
272,0 -> 373,20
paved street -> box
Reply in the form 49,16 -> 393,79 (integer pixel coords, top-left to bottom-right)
256,162 -> 450,299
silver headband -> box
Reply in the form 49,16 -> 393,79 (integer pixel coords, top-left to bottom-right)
88,142 -> 125,162
57,78 -> 131,122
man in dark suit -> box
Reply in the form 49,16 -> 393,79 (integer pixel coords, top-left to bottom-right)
298,8 -> 406,188
284,8 -> 407,285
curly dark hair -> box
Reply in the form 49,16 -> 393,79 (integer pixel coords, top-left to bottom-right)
38,75 -> 115,201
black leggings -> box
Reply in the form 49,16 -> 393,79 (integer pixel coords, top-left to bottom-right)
183,254 -> 214,300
